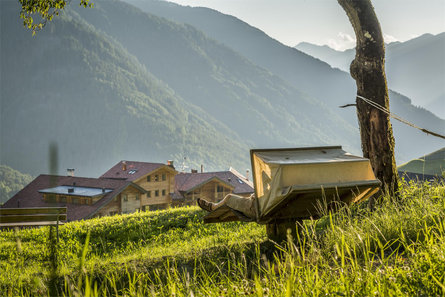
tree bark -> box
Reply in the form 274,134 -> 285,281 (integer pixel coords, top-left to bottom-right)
266,219 -> 300,244
337,0 -> 398,196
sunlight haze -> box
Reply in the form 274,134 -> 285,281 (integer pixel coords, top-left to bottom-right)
165,0 -> 445,50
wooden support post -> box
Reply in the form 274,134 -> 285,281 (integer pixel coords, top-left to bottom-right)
56,215 -> 60,243
266,219 -> 300,244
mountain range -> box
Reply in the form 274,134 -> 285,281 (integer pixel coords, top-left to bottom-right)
123,0 -> 445,162
295,33 -> 445,119
1,0 -> 444,178
2,0 -> 250,176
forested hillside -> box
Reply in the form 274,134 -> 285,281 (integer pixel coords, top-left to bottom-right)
1,0 -> 248,177
126,0 -> 445,162
72,0 -> 357,149
0,165 -> 33,205
2,0 -> 443,178
1,0 -> 358,177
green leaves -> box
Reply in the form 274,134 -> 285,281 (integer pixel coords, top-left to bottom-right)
19,0 -> 93,35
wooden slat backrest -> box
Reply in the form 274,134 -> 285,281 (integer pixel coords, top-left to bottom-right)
1,214 -> 67,223
0,207 -> 66,215
0,207 -> 67,226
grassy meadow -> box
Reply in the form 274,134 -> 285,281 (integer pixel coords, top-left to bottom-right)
1,180 -> 444,296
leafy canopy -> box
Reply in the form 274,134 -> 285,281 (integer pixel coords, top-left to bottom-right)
19,0 -> 93,35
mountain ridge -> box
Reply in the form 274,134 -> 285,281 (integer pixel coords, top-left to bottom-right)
1,0 -> 249,176
295,33 -> 445,118
2,0 -> 443,179
72,0 -> 359,149
123,0 -> 445,162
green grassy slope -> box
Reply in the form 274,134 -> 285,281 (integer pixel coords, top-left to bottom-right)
398,147 -> 445,175
0,206 -> 265,295
1,181 -> 444,296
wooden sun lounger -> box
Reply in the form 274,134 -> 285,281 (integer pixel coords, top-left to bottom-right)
203,179 -> 380,224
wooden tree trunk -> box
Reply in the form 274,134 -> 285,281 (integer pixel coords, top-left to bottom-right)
337,0 -> 398,197
266,219 -> 300,244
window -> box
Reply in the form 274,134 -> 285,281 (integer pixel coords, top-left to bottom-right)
142,205 -> 148,211
162,174 -> 166,181
150,204 -> 167,211
128,170 -> 137,174
154,175 -> 159,182
46,195 -> 56,203
147,175 -> 151,182
217,185 -> 224,193
162,189 -> 166,196
155,190 -> 159,197
59,196 -> 67,203
147,191 -> 151,198
123,194 -> 128,201
72,197 -> 80,204
136,194 -> 140,200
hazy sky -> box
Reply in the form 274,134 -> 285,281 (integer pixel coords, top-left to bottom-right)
165,0 -> 445,50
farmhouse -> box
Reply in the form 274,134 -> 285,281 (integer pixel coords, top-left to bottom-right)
100,160 -> 177,211
1,175 -> 146,221
173,168 -> 254,207
2,161 -> 253,221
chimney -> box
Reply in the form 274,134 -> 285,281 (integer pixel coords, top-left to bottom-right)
191,169 -> 198,174
167,160 -> 175,168
200,164 -> 204,173
246,169 -> 250,181
102,188 -> 105,193
122,161 -> 127,171
67,168 -> 75,177
68,188 -> 74,193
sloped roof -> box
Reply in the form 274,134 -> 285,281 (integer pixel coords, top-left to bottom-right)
39,186 -> 113,197
100,161 -> 173,181
1,175 -> 142,221
175,170 -> 254,195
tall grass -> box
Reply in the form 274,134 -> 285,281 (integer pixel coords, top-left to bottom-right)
1,180 -> 444,296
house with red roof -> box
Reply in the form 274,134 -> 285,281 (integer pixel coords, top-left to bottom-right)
1,175 -> 146,221
100,160 -> 177,211
173,168 -> 254,207
2,160 -> 253,221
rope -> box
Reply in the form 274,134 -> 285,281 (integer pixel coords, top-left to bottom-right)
353,95 -> 445,140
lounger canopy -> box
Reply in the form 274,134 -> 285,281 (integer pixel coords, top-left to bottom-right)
204,146 -> 380,224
